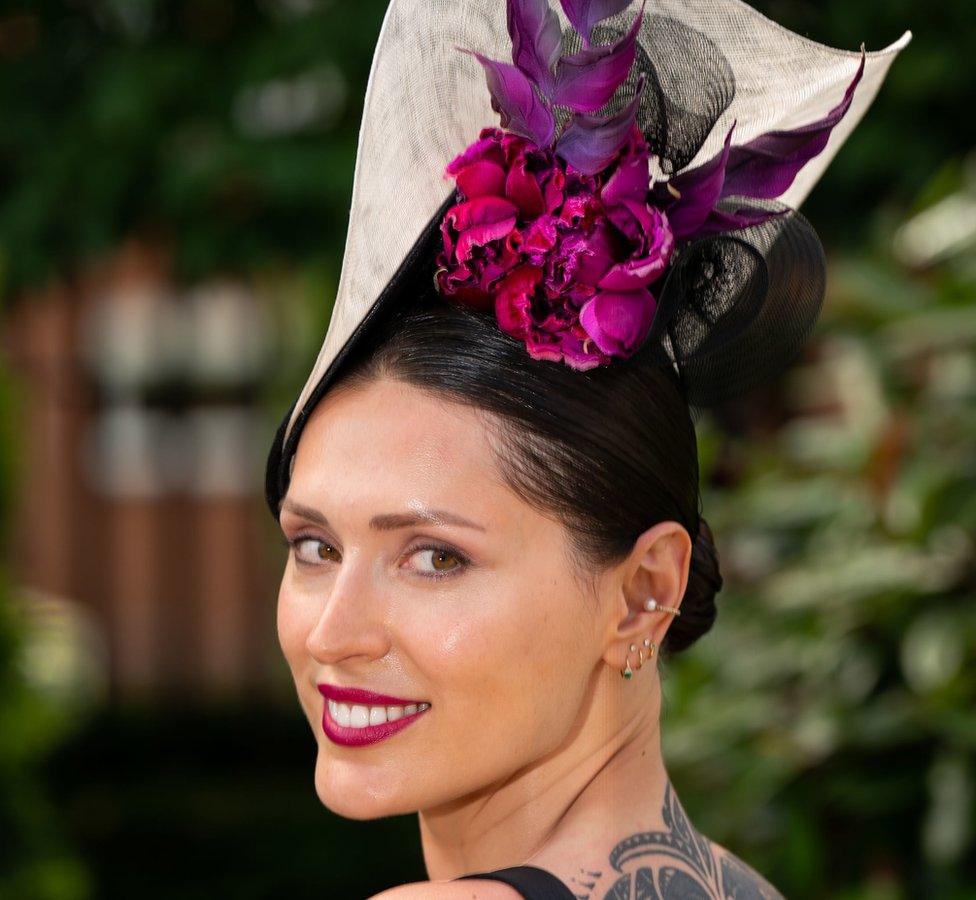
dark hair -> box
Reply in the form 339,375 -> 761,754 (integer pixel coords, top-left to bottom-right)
330,285 -> 723,657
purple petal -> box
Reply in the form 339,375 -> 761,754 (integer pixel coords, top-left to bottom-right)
445,130 -> 505,177
551,0 -> 644,112
555,74 -> 645,175
445,196 -> 520,261
666,121 -> 735,240
508,0 -> 563,96
690,202 -> 792,238
523,215 -> 559,258
458,47 -> 556,148
572,221 -> 617,285
495,264 -> 543,336
599,200 -> 674,289
600,126 -> 649,206
720,47 -> 866,201
505,156 -> 546,217
455,158 -> 507,198
578,287 -> 657,355
559,0 -> 635,47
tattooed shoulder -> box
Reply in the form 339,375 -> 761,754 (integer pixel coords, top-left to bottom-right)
564,782 -> 785,900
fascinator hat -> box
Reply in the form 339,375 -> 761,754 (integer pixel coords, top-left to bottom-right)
265,0 -> 911,519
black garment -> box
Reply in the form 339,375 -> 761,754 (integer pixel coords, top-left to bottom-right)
455,865 -> 575,899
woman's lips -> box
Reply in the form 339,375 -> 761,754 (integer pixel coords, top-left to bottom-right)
317,682 -> 428,706
320,698 -> 430,747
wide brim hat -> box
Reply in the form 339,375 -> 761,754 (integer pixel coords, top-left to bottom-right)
265,0 -> 911,520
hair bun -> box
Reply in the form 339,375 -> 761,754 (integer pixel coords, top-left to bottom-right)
664,517 -> 723,656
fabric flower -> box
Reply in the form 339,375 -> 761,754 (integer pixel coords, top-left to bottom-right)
437,0 -> 868,370
436,123 -> 673,369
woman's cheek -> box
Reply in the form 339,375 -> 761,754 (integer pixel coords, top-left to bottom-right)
277,584 -> 313,671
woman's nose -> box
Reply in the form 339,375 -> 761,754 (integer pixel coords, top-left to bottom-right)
303,551 -> 389,664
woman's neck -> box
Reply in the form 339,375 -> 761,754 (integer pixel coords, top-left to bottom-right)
417,665 -> 671,882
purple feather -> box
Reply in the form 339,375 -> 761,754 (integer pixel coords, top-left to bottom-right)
559,0 -> 635,47
555,73 -> 645,175
719,46 -> 866,200
666,122 -> 736,240
458,47 -> 556,148
551,0 -> 644,112
688,201 -> 791,238
507,0 -> 563,96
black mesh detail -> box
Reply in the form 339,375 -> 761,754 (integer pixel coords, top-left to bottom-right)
557,14 -> 736,175
653,201 -> 827,414
555,11 -> 825,413
265,11 -> 831,519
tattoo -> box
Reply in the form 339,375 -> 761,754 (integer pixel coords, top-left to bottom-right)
568,783 -> 784,900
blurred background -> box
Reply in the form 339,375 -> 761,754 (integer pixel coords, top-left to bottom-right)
0,0 -> 973,898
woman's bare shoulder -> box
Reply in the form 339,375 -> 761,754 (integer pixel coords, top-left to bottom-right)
367,845 -> 782,900
580,837 -> 785,899
533,834 -> 784,899
368,878 -> 523,899
560,780 -> 786,899
709,842 -> 785,899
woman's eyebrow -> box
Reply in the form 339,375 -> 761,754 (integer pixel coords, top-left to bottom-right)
279,499 -> 486,532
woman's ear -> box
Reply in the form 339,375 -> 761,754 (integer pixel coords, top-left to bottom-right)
602,520 -> 692,671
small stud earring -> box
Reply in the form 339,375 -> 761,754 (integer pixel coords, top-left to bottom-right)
643,596 -> 682,616
619,598 -> 674,679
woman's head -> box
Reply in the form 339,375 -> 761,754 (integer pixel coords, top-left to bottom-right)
276,289 -> 722,819
316,289 -> 722,654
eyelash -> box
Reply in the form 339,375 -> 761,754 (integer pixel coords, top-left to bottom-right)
279,534 -> 471,580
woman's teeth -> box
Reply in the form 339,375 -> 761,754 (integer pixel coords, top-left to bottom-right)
328,700 -> 431,728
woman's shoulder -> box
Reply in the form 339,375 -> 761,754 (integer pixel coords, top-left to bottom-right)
708,841 -> 785,899
368,838 -> 784,900
368,879 -> 522,899
367,851 -> 783,900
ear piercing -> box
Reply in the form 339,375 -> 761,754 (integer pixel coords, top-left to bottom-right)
620,596 -> 681,679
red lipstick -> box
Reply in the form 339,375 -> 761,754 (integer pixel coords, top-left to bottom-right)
318,683 -> 427,706
317,683 -> 431,748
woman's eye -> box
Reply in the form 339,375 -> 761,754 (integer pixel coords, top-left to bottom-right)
283,536 -> 469,579
410,545 -> 469,579
289,537 -> 340,566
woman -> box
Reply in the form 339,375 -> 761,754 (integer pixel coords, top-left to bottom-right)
266,1 -> 911,896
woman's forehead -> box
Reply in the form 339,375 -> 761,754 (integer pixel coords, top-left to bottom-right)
298,379 -> 492,473
288,379 -> 530,529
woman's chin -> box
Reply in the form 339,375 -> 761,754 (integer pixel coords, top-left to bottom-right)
313,751 -> 418,821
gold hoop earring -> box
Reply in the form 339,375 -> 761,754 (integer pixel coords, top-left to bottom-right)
620,638 -> 657,679
619,595 -> 674,680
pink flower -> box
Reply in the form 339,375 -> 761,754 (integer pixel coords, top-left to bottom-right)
494,264 -> 605,369
436,123 -> 674,368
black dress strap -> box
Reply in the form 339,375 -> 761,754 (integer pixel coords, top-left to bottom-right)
455,865 -> 576,899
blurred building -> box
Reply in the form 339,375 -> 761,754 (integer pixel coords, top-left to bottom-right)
1,238 -> 286,701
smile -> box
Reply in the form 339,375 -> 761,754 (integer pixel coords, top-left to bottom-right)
322,700 -> 431,747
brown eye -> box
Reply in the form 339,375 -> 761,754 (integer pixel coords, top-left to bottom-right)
293,538 -> 340,566
411,545 -> 469,579
431,549 -> 459,572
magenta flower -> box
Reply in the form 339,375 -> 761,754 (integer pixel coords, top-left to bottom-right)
436,124 -> 673,369
438,0 -> 866,369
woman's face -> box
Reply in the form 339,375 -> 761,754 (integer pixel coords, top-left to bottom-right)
276,376 -> 609,820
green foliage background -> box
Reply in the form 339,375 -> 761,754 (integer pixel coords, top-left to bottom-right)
0,1 -> 973,898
